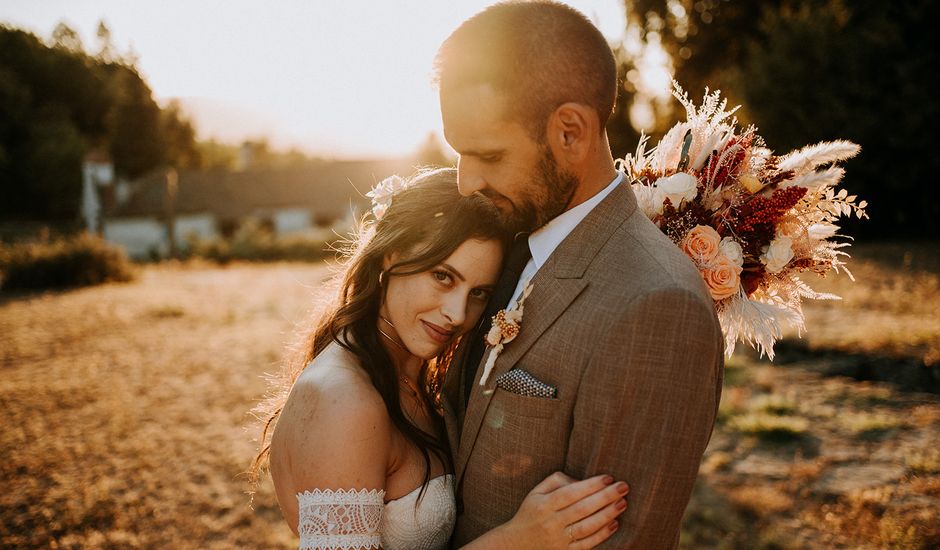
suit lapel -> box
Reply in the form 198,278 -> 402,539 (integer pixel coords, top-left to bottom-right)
454,181 -> 639,486
441,336 -> 471,458
455,270 -> 587,484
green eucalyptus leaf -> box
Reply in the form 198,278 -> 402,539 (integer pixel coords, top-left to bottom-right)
678,129 -> 693,171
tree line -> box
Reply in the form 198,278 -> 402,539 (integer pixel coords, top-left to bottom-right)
0,22 -> 202,221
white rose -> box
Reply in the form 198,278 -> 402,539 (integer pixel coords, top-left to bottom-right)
761,236 -> 795,274
719,237 -> 744,267
653,172 -> 699,213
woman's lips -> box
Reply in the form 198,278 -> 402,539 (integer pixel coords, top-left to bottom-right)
421,320 -> 453,344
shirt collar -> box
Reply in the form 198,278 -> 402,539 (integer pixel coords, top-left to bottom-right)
528,172 -> 624,269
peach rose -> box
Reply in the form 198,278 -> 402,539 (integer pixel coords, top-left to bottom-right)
681,225 -> 722,264
702,255 -> 743,301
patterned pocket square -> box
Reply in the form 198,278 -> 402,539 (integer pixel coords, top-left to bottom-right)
495,369 -> 557,399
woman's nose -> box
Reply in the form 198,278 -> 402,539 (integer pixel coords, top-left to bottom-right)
440,291 -> 468,327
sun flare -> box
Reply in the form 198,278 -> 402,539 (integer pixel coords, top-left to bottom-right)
2,0 -> 628,157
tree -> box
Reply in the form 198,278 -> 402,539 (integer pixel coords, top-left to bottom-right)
0,65 -> 33,217
51,22 -> 83,53
621,0 -> 785,105
104,64 -> 167,179
21,105 -> 85,218
196,139 -> 239,171
606,45 -> 643,162
0,23 -> 201,221
161,100 -> 202,169
729,0 -> 940,237
415,133 -> 453,167
95,20 -> 118,64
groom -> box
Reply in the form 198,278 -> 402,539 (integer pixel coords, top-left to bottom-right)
436,2 -> 724,548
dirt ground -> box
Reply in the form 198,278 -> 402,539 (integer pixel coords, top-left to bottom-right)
1,243 -> 937,549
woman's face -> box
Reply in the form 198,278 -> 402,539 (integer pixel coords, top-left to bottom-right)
382,238 -> 504,360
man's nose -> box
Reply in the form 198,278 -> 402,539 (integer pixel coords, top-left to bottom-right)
456,158 -> 485,197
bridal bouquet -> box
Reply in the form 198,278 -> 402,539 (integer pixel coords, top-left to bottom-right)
619,82 -> 867,359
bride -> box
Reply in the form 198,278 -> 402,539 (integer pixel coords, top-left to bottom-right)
250,168 -> 629,549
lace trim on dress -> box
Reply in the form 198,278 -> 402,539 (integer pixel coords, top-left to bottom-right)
381,474 -> 455,550
297,488 -> 385,550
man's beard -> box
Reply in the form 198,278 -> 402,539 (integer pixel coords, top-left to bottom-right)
499,145 -> 579,234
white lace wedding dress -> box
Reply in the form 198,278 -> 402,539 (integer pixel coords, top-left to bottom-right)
297,474 -> 456,550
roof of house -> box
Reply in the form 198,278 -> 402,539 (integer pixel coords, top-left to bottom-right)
84,148 -> 111,164
111,158 -> 419,219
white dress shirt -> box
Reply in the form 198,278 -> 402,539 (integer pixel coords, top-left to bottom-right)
504,171 -> 625,308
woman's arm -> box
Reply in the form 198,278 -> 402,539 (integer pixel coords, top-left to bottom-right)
461,472 -> 629,550
270,368 -> 392,548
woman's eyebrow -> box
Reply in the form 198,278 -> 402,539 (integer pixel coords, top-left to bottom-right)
440,263 -> 465,282
441,263 -> 496,289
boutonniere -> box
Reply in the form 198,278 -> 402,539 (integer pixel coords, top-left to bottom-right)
479,280 -> 534,387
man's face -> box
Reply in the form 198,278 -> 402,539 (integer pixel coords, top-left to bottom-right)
441,84 -> 577,233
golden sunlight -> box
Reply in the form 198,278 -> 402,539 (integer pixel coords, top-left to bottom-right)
626,32 -> 673,131
1,0 -> 627,158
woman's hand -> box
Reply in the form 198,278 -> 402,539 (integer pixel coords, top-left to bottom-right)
500,471 -> 629,549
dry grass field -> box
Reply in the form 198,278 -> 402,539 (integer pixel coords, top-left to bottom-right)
0,262 -> 318,548
1,243 -> 938,549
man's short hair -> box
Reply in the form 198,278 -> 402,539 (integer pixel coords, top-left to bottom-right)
434,1 -> 618,139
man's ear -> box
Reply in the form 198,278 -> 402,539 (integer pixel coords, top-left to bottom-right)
547,102 -> 597,164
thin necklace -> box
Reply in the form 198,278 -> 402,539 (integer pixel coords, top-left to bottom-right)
378,316 -> 420,401
399,375 -> 421,399
377,316 -> 406,353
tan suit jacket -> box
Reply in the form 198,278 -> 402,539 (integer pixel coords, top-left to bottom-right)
442,183 -> 724,549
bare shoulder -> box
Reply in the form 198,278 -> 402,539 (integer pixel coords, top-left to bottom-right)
270,343 -> 391,492
269,343 -> 391,532
280,343 -> 390,439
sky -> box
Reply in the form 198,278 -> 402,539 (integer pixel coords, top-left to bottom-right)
1,0 -> 631,159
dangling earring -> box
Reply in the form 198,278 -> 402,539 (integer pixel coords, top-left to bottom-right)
379,270 -> 387,286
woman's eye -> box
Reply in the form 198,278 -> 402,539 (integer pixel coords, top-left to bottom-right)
469,288 -> 492,301
432,270 -> 453,285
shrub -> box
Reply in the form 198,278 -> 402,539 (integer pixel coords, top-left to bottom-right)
729,412 -> 809,441
905,449 -> 940,475
840,412 -> 904,437
722,358 -> 752,387
185,222 -> 333,263
0,232 -> 135,291
751,394 -> 799,416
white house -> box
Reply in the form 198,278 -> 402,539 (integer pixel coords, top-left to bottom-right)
80,149 -> 114,234
97,158 -> 415,259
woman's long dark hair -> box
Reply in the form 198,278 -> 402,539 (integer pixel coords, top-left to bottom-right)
248,167 -> 510,501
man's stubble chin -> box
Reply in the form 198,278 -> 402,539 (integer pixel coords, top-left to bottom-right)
510,148 -> 578,233
480,148 -> 578,235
